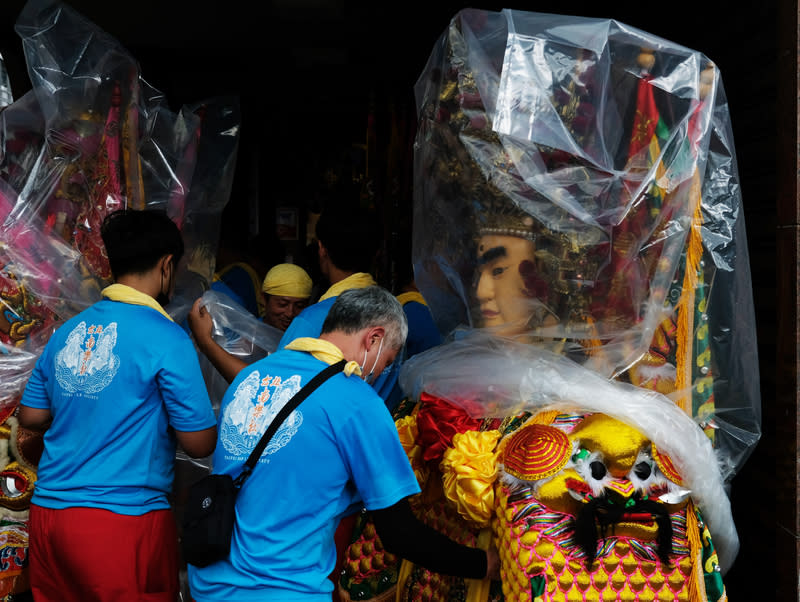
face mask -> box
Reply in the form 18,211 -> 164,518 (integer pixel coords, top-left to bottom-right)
362,337 -> 384,385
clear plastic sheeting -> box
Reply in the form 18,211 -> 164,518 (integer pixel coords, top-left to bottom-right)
0,55 -> 12,109
0,0 -> 241,586
0,176 -> 88,416
0,0 -> 242,597
408,8 -> 759,480
2,0 -> 240,303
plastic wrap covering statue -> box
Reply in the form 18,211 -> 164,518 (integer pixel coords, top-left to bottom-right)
0,0 -> 240,597
338,8 -> 758,602
0,55 -> 11,111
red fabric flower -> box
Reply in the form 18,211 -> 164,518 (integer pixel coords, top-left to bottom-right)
416,392 -> 483,463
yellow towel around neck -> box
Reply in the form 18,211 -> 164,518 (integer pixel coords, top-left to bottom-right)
284,337 -> 362,377
102,283 -> 173,322
318,272 -> 376,302
396,291 -> 427,307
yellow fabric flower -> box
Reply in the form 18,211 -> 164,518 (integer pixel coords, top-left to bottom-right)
440,429 -> 501,526
396,414 -> 429,487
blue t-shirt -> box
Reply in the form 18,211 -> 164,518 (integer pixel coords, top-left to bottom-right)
216,264 -> 261,317
20,299 -> 217,514
188,348 -> 420,601
277,297 -> 336,349
211,278 -> 250,314
402,300 -> 442,359
278,296 -> 400,403
385,300 -> 443,409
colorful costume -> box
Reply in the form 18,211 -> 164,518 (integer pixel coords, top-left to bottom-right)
188,344 -> 420,601
389,339 -> 734,601
494,414 -> 725,601
339,8 -> 757,601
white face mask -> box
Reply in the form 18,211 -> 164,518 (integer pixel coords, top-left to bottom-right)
361,337 -> 384,385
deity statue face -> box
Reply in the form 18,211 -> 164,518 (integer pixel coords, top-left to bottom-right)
475,234 -> 543,335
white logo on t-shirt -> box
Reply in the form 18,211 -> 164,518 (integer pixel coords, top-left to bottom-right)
55,321 -> 120,394
220,371 -> 303,459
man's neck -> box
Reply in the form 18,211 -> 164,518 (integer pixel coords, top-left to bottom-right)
115,273 -> 159,300
327,266 -> 356,286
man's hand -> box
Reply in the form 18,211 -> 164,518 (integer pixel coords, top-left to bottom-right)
187,296 -> 247,384
187,298 -> 214,350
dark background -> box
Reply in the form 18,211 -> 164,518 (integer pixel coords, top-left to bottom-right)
0,0 -> 780,597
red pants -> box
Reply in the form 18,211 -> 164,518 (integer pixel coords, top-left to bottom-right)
28,504 -> 179,602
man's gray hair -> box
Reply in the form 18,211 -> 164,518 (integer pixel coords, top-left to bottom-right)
321,286 -> 408,350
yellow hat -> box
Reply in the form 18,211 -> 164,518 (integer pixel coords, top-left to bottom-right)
261,263 -> 312,298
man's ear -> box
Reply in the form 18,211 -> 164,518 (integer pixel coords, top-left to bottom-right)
366,326 -> 385,350
159,254 -> 174,273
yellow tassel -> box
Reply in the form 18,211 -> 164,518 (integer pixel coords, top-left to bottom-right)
675,168 -> 703,414
394,560 -> 414,602
685,501 -> 708,602
582,315 -> 604,356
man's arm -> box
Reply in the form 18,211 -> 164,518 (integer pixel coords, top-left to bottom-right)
17,405 -> 52,432
175,426 -> 217,458
371,497 -> 500,580
187,297 -> 247,384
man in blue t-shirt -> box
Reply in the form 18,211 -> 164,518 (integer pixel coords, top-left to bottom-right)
189,204 -> 402,595
276,205 -> 409,407
192,262 -> 313,384
18,209 -> 218,602
187,286 -> 498,601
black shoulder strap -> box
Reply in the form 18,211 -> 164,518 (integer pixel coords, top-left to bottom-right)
234,358 -> 347,487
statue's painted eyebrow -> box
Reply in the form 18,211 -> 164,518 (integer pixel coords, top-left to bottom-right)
478,245 -> 507,266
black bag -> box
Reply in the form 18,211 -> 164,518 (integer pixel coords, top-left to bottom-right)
181,473 -> 238,567
180,359 -> 346,567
